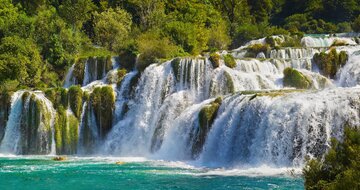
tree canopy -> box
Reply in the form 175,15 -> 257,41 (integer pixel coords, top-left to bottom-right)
1,0 -> 360,89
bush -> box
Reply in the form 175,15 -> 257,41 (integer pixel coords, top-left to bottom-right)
209,53 -> 220,68
118,48 -> 137,71
246,43 -> 270,58
116,69 -> 127,86
93,8 -> 132,51
223,54 -> 236,68
303,126 -> 360,190
313,49 -> 348,79
0,36 -> 42,87
136,30 -> 183,71
352,15 -> 360,32
283,68 -> 312,89
281,35 -> 302,47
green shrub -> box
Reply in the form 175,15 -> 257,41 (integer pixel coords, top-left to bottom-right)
209,53 -> 220,68
281,36 -> 302,47
223,54 -> 236,68
283,68 -> 312,89
93,7 -> 132,51
313,49 -> 348,79
352,15 -> 360,32
0,36 -> 43,87
136,30 -> 183,72
246,43 -> 270,58
116,69 -> 127,86
265,36 -> 278,48
303,126 -> 360,190
118,49 -> 137,70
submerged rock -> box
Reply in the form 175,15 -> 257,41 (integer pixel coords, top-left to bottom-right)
52,156 -> 67,161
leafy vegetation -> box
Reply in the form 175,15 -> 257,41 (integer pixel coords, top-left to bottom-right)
313,49 -> 348,79
303,126 -> 360,190
223,54 -> 236,68
1,0 -> 360,90
283,68 -> 312,89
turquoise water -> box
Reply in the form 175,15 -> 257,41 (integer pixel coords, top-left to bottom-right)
0,156 -> 304,190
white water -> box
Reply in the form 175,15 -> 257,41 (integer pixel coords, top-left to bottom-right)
2,35 -> 360,170
0,91 -> 56,155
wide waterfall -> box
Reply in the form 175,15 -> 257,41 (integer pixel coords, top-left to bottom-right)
1,35 -> 360,169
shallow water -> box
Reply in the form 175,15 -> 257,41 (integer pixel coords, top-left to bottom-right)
0,156 -> 304,190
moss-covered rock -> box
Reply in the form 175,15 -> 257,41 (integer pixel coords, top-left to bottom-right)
54,106 -> 79,155
224,71 -> 235,93
20,94 -> 53,155
265,36 -> 276,47
68,85 -> 83,118
331,39 -> 348,47
73,58 -> 87,85
116,69 -> 127,86
283,68 -> 312,89
209,53 -> 220,68
90,86 -> 115,138
44,88 -> 69,109
313,49 -> 348,79
0,92 -> 12,142
223,54 -> 236,68
245,43 -> 270,58
281,35 -> 302,47
192,97 -> 222,156
97,56 -> 113,76
171,58 -> 181,81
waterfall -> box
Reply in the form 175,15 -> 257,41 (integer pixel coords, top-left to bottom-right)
337,53 -> 360,87
0,91 -> 56,155
198,88 -> 360,167
2,34 -> 360,169
63,64 -> 75,88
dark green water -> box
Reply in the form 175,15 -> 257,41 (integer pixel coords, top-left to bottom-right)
0,156 -> 304,190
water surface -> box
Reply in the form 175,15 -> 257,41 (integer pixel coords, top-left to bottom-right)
0,156 -> 304,190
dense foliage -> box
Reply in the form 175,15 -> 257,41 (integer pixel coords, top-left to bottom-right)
1,0 -> 360,90
303,126 -> 360,190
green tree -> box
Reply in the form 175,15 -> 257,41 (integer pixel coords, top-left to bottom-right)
0,0 -> 34,39
352,15 -> 360,32
126,0 -> 166,31
59,0 -> 95,30
0,36 -> 42,86
136,30 -> 183,71
34,6 -> 87,69
247,0 -> 273,23
303,126 -> 360,190
93,7 -> 132,51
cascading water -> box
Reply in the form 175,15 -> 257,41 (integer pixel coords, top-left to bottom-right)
0,91 -> 56,155
2,34 -> 360,170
